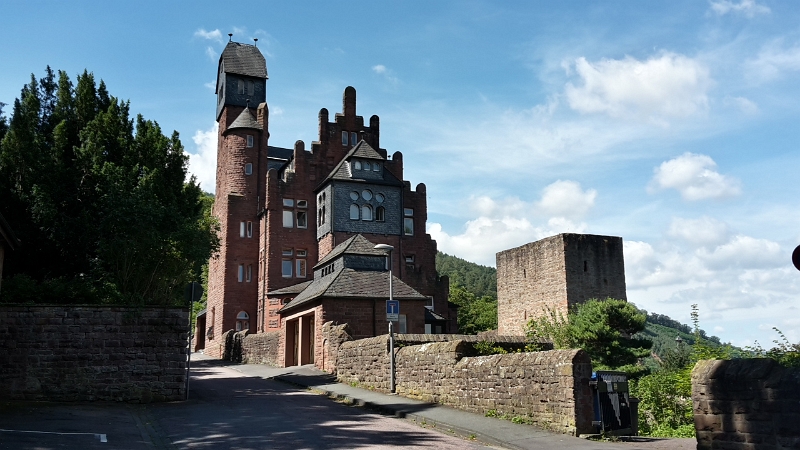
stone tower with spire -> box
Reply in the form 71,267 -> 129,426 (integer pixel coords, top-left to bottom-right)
205,40 -> 269,356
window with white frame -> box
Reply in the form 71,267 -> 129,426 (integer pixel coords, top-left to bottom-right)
240,222 -> 246,238
296,259 -> 306,278
244,163 -> 253,175
376,206 -> 385,222
282,260 -> 292,278
350,204 -> 359,220
353,160 -> 361,170
361,205 -> 373,221
246,135 -> 254,148
283,210 -> 293,228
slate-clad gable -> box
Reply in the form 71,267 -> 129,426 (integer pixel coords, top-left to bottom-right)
219,42 -> 268,80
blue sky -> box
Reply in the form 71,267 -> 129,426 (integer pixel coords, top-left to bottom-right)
2,1 -> 799,347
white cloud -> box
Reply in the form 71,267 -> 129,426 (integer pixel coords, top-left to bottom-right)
709,0 -> 770,17
187,123 -> 218,193
372,64 -> 399,86
668,216 -> 730,247
723,96 -> 759,114
649,153 -> 741,200
564,53 -> 711,123
204,81 -> 216,92
746,42 -> 800,83
537,180 -> 597,219
205,46 -> 218,61
697,235 -> 783,269
194,28 -> 223,42
427,180 -> 595,265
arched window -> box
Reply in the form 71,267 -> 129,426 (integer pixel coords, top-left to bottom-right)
362,205 -> 373,221
350,204 -> 359,220
353,161 -> 361,170
376,206 -> 385,222
236,311 -> 250,331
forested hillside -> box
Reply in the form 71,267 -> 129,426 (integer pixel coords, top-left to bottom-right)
435,251 -> 726,355
435,252 -> 496,299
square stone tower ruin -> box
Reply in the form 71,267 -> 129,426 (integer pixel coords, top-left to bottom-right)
496,233 -> 626,336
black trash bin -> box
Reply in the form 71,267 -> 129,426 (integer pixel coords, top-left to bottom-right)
591,371 -> 634,435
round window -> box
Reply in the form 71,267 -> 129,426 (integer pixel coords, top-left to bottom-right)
362,190 -> 373,201
350,191 -> 359,201
375,193 -> 385,203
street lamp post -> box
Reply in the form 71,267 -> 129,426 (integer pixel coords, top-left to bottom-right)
374,243 -> 395,394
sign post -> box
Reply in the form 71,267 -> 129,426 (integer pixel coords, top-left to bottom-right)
375,243 -> 397,394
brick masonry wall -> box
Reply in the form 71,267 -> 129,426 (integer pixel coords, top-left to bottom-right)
692,359 -> 800,450
0,306 -> 189,402
336,336 -> 594,435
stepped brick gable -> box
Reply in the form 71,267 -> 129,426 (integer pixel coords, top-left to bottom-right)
203,41 -> 452,364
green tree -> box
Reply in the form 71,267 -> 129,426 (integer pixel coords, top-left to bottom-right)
449,285 -> 497,334
0,67 -> 219,306
526,299 -> 652,373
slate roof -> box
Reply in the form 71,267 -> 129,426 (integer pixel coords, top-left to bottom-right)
267,146 -> 293,172
320,140 -> 403,188
314,234 -> 387,269
425,308 -> 447,322
278,267 -> 427,314
267,280 -> 313,296
219,42 -> 268,79
226,107 -> 262,132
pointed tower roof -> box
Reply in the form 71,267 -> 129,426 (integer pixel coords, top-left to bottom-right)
226,107 -> 262,132
219,41 -> 268,79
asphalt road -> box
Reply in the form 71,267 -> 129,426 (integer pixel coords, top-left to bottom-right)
0,359 -> 495,449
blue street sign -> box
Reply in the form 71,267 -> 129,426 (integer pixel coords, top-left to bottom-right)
386,300 -> 399,321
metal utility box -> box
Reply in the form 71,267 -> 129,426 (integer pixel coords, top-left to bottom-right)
590,371 -> 634,435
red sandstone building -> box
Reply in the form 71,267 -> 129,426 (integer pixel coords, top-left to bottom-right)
199,40 -> 452,365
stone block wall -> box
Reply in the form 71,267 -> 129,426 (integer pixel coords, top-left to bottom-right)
497,233 -> 626,336
0,306 -> 189,402
692,359 -> 800,450
223,329 -> 281,366
336,335 -> 594,436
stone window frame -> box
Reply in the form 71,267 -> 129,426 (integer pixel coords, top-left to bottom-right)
361,205 -> 373,221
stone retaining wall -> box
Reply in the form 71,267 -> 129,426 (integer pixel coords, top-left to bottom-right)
336,335 -> 593,435
692,359 -> 800,450
240,330 -> 281,366
0,305 -> 189,402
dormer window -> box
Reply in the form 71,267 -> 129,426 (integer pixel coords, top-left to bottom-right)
373,162 -> 380,172
353,161 -> 361,170
364,162 -> 371,171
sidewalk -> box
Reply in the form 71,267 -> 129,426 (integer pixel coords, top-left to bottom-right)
196,354 -> 695,450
